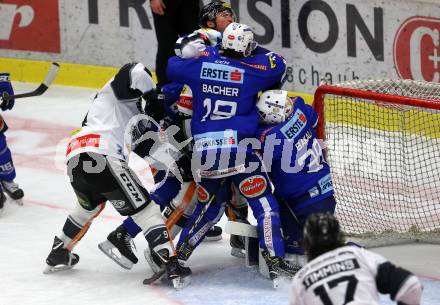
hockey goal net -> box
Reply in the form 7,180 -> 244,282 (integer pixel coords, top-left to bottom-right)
314,79 -> 440,247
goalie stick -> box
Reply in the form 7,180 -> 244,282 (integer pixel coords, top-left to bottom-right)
165,181 -> 196,230
1,62 -> 59,102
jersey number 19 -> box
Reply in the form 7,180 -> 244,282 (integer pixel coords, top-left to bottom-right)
201,98 -> 237,121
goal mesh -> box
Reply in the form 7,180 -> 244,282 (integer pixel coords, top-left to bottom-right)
314,79 -> 440,247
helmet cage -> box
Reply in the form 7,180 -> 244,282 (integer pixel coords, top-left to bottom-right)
222,23 -> 257,58
256,90 -> 294,124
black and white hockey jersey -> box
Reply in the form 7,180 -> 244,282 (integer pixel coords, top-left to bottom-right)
65,63 -> 155,161
289,245 -> 422,305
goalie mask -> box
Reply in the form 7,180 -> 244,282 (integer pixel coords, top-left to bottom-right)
221,23 -> 257,57
256,90 -> 294,124
303,213 -> 345,261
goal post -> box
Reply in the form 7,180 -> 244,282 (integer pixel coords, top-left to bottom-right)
313,79 -> 440,247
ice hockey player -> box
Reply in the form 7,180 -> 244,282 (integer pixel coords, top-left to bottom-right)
166,22 -> 298,287
175,1 -> 253,256
256,90 -> 335,267
42,63 -> 190,289
97,2 -> 239,266
175,1 -> 235,59
175,0 -> 243,243
0,72 -> 25,214
289,213 -> 422,305
96,83 -> 207,273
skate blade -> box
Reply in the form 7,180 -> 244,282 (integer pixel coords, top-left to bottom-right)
98,240 -> 133,270
203,235 -> 222,242
143,248 -> 162,273
143,268 -> 166,285
272,277 -> 281,289
43,263 -> 74,274
172,275 -> 191,290
230,247 -> 245,258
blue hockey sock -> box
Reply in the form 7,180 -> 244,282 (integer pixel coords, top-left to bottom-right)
123,217 -> 142,238
0,133 -> 16,182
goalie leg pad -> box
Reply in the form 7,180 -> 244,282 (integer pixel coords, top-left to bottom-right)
143,246 -> 163,274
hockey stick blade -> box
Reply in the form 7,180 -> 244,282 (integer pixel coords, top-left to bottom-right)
2,62 -> 60,101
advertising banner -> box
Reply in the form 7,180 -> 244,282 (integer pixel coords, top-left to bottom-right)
0,0 -> 440,93
0,0 -> 60,52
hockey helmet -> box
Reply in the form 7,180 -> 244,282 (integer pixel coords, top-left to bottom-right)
199,1 -> 235,28
221,23 -> 257,57
256,90 -> 294,124
303,213 -> 345,261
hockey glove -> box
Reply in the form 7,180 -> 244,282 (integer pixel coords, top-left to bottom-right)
181,38 -> 206,59
195,28 -> 222,46
0,73 -> 15,111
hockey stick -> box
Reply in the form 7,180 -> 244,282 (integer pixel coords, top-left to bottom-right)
178,179 -> 226,254
165,181 -> 196,230
1,62 -> 59,101
279,67 -> 293,90
276,195 -> 301,226
143,182 -> 212,286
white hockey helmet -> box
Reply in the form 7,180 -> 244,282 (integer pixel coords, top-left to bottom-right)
221,23 -> 257,57
257,90 -> 294,124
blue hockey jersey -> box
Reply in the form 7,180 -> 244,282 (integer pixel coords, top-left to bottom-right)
257,97 -> 333,206
167,46 -> 286,153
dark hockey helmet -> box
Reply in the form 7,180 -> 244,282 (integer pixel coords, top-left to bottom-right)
199,1 -> 235,28
303,213 -> 345,261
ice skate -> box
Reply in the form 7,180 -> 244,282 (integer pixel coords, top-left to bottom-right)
1,180 -> 24,205
177,241 -> 195,263
204,225 -> 222,241
262,250 -> 300,288
143,249 -> 191,289
43,236 -> 79,274
166,256 -> 192,290
98,225 -> 138,270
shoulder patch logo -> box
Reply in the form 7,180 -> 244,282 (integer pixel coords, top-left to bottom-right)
280,108 -> 307,140
239,175 -> 267,198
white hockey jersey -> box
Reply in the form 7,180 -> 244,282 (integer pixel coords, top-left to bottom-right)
65,63 -> 155,162
289,245 -> 409,305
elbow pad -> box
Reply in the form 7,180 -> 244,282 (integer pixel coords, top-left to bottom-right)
376,262 -> 419,302
395,275 -> 422,305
